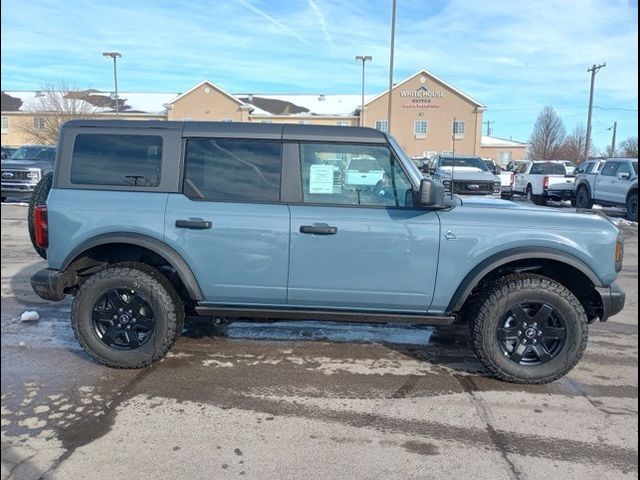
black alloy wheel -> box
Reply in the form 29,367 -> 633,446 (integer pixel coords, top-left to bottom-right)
92,288 -> 155,349
497,303 -> 567,366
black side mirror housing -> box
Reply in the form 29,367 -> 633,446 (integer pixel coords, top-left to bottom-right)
417,178 -> 446,208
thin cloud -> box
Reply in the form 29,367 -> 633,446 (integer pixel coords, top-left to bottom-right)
236,0 -> 311,45
307,0 -> 333,46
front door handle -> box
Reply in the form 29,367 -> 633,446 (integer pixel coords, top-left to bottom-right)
175,218 -> 212,229
300,224 -> 338,235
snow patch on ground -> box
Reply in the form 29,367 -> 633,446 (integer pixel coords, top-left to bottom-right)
19,311 -> 40,322
611,218 -> 638,227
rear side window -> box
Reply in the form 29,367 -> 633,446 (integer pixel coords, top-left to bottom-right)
71,134 -> 162,187
530,163 -> 566,175
183,139 -> 282,202
600,162 -> 618,176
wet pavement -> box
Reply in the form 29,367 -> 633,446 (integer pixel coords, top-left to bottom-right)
1,202 -> 638,479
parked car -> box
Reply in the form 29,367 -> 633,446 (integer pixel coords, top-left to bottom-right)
483,158 -> 515,200
344,157 -> 385,189
429,155 -> 501,197
30,120 -> 625,384
513,160 -> 575,205
1,146 -> 18,159
575,158 -> 638,221
1,145 -> 57,202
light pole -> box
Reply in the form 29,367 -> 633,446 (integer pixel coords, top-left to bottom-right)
102,51 -> 122,118
355,55 -> 372,126
609,121 -> 617,157
387,0 -> 397,135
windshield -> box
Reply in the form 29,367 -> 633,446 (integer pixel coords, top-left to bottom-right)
10,146 -> 56,161
440,157 -> 489,171
530,162 -> 567,175
633,162 -> 638,175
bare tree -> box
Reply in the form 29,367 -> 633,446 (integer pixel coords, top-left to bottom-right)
619,136 -> 638,158
17,81 -> 120,144
558,124 -> 589,163
527,106 -> 566,160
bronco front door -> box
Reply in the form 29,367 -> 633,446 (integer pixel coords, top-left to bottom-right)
287,142 -> 440,312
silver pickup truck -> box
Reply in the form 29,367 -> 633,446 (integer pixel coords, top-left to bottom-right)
575,158 -> 638,221
1,145 -> 57,202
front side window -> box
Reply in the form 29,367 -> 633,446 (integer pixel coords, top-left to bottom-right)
300,143 -> 413,207
184,139 -> 282,203
517,163 -> 529,174
375,120 -> 389,133
71,134 -> 162,187
414,121 -> 428,135
600,162 -> 618,176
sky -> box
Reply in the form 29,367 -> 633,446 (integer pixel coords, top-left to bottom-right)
1,0 -> 638,149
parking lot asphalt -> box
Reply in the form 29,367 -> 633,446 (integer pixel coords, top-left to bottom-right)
1,202 -> 638,480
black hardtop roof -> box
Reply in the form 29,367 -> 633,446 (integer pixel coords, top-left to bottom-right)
61,120 -> 388,143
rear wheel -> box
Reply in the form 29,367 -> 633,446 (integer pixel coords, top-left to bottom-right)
627,193 -> 638,222
469,274 -> 588,384
575,185 -> 593,209
28,172 -> 53,259
71,262 -> 184,368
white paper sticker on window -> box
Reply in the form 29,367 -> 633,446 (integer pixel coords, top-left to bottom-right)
309,164 -> 335,194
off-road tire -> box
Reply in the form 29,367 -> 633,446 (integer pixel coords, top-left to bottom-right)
627,192 -> 638,222
575,185 -> 593,209
28,171 -> 53,259
468,274 -> 588,384
71,262 -> 184,368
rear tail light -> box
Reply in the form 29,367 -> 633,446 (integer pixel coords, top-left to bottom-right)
34,205 -> 48,249
543,176 -> 550,190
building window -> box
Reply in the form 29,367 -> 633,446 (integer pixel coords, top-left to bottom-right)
219,118 -> 233,122
453,121 -> 465,138
33,117 -> 45,130
260,120 -> 273,124
375,120 -> 388,133
181,117 -> 195,122
498,151 -> 512,165
414,121 -> 428,135
1,116 -> 8,134
336,121 -> 349,126
299,120 -> 310,124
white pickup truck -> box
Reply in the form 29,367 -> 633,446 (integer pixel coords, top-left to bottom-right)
483,158 -> 515,199
513,160 -> 575,206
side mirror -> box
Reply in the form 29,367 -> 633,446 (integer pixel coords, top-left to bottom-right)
417,178 -> 446,208
619,172 -> 631,181
420,164 -> 430,174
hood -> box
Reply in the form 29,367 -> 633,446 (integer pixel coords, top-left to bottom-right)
1,159 -> 54,171
437,168 -> 499,182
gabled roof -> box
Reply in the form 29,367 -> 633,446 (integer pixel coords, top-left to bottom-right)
165,80 -> 246,107
239,96 -> 310,115
365,69 -> 486,109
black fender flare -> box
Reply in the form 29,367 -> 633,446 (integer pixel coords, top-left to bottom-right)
446,247 -> 604,314
61,232 -> 204,301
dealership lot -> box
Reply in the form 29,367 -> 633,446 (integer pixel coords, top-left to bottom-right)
1,203 -> 637,479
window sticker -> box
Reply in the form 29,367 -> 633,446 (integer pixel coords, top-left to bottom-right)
308,164 -> 335,194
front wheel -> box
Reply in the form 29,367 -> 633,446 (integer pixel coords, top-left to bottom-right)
469,274 -> 588,384
71,262 -> 184,368
627,193 -> 638,222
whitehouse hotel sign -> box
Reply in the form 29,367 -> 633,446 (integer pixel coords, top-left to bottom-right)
400,82 -> 445,109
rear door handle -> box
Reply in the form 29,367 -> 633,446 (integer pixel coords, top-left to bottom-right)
175,218 -> 212,229
300,224 -> 338,235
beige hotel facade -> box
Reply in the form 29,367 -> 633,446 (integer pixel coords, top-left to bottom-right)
1,69 -> 527,164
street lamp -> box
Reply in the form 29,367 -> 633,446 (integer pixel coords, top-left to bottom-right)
102,51 -> 122,118
355,55 -> 372,127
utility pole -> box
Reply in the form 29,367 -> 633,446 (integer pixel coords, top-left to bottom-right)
609,121 -> 617,157
102,51 -> 122,118
483,120 -> 492,136
355,56 -> 372,126
585,62 -> 606,162
386,0 -> 397,135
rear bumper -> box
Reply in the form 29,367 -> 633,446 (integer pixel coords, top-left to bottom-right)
595,282 -> 626,322
30,268 -> 76,301
545,189 -> 576,201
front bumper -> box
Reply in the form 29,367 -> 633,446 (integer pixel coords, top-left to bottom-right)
2,182 -> 37,200
31,268 -> 77,301
595,282 -> 626,322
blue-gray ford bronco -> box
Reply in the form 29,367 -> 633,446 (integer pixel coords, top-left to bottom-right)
30,120 -> 626,384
